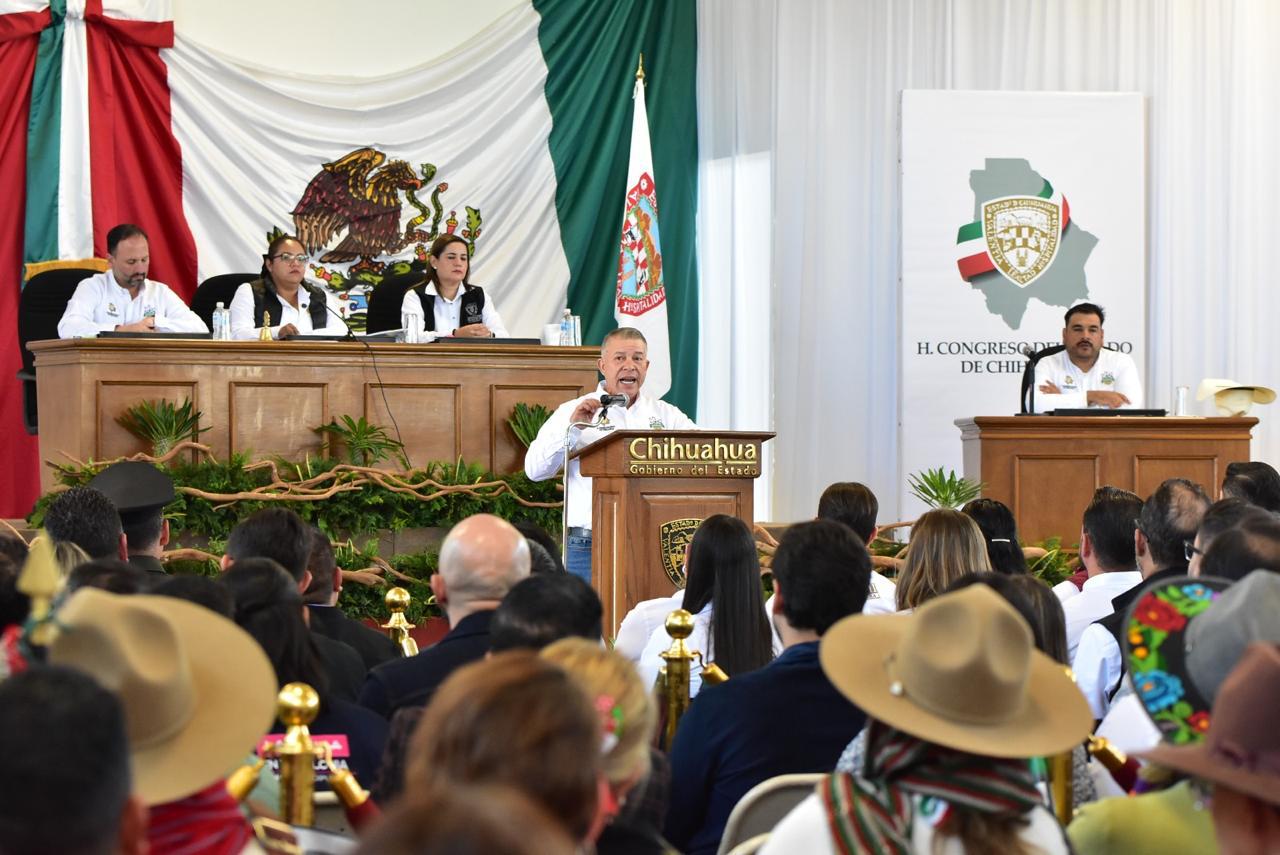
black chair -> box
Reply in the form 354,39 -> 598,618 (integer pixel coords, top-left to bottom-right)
190,273 -> 257,331
365,266 -> 429,334
17,266 -> 101,434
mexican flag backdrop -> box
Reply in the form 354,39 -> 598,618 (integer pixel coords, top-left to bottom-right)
0,0 -> 699,517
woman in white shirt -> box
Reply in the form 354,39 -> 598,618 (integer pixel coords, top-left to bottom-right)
636,515 -> 778,697
228,235 -> 350,340
399,234 -> 508,340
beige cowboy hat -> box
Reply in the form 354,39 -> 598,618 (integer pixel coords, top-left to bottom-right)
820,584 -> 1092,758
1139,642 -> 1280,807
48,588 -> 278,806
1196,379 -> 1276,416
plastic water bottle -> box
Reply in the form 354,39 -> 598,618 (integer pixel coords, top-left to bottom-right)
212,302 -> 230,340
559,308 -> 573,345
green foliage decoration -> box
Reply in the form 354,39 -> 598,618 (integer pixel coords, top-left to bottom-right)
314,415 -> 409,467
115,398 -> 206,456
507,402 -> 553,449
907,467 -> 986,510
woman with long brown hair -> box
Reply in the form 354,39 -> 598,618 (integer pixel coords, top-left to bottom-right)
895,508 -> 991,611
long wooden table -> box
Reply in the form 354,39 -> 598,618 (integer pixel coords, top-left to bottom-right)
956,415 -> 1257,544
29,338 -> 600,491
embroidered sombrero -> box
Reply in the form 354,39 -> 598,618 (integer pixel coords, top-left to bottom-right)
1124,571 -> 1280,745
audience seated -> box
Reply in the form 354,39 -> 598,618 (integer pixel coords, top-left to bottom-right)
1197,512 -> 1280,580
404,651 -> 603,846
1069,570 -> 1280,853
302,526 -> 400,670
762,585 -> 1091,854
220,557 -> 389,787
360,513 -> 531,717
637,514 -> 778,697
894,508 -> 991,611
1052,485 -> 1142,605
1136,643 -> 1280,854
43,485 -> 127,560
354,784 -> 576,855
0,666 -> 146,855
87,460 -> 176,577
1221,459 -> 1280,512
151,573 -> 235,617
1074,478 -> 1209,719
0,553 -> 27,632
513,520 -> 566,574
490,573 -> 603,651
666,519 -> 871,855
816,481 -> 899,613
47,587 -> 277,852
66,557 -> 151,594
1060,486 -> 1144,655
540,637 -> 663,853
961,497 -> 1030,575
1187,496 -> 1274,576
223,508 -> 366,702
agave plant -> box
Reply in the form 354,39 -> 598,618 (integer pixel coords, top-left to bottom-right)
907,467 -> 985,510
314,415 -> 408,467
507,402 -> 553,449
115,398 -> 206,456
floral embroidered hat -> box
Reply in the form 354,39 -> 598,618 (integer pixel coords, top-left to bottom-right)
1124,570 -> 1280,745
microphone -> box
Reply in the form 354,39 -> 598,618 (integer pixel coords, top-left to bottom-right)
1020,344 -> 1067,415
599,393 -> 629,408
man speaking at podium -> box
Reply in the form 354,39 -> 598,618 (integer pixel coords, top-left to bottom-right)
1034,302 -> 1144,412
525,327 -> 696,584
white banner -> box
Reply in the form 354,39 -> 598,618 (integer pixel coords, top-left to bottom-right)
900,90 -> 1145,517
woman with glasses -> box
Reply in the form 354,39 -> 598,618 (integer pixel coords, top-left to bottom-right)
228,234 -> 351,339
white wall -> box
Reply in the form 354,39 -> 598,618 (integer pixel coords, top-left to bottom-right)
173,0 -> 525,74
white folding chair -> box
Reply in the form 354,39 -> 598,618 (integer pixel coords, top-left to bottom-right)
716,772 -> 824,855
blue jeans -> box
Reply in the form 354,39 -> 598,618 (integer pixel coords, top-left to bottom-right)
566,531 -> 592,585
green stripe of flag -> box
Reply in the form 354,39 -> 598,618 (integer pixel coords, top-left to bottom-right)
23,0 -> 66,267
534,0 -> 699,415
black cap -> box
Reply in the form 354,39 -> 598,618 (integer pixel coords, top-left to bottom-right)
87,461 -> 176,524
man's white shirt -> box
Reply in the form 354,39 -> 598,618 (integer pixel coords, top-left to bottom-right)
58,270 -> 208,338
1073,623 -> 1124,719
1032,348 -> 1143,412
1062,570 -> 1142,659
524,383 -> 696,529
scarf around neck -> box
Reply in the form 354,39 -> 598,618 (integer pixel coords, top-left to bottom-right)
819,721 -> 1043,855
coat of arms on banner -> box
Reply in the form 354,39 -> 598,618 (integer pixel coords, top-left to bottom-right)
277,147 -> 483,331
659,517 -> 702,588
616,172 -> 666,316
981,196 -> 1061,286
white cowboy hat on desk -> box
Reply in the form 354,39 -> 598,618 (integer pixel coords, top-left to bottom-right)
1196,378 -> 1277,416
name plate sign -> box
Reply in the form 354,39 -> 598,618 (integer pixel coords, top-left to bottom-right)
626,435 -> 761,477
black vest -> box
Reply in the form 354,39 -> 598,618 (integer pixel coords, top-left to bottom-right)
410,283 -> 485,333
250,277 -> 330,330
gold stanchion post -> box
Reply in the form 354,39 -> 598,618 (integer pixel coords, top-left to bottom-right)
274,682 -> 321,826
381,587 -> 419,657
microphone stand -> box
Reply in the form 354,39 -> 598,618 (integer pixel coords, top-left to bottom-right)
561,418 -> 603,568
1019,344 -> 1067,415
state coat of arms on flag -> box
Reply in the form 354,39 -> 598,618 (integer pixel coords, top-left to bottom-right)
614,59 -> 671,399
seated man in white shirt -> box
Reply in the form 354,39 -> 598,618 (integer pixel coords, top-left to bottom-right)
58,223 -> 209,338
1062,485 -> 1144,660
228,235 -> 351,340
524,327 -> 695,584
1073,478 -> 1209,720
399,235 -> 508,340
1033,302 -> 1143,412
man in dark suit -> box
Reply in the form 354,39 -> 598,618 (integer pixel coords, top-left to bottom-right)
358,514 -> 531,718
665,520 -> 871,855
222,508 -> 366,702
303,527 -> 400,670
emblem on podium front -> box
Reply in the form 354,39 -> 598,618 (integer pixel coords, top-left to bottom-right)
659,518 -> 703,588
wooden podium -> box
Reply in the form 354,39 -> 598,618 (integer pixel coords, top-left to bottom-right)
574,429 -> 774,636
956,416 -> 1257,544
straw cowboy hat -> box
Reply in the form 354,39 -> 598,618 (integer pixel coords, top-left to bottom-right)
1140,642 -> 1280,807
48,588 -> 277,806
1196,379 -> 1276,416
820,584 -> 1092,758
